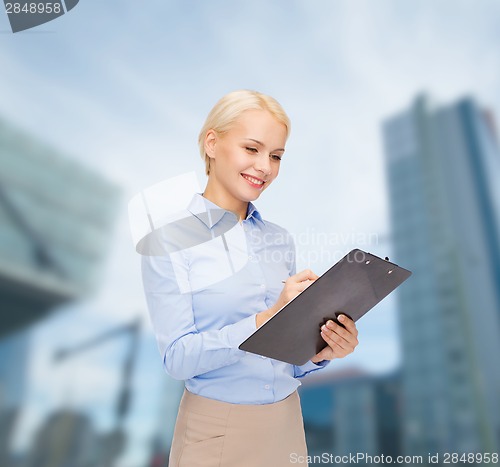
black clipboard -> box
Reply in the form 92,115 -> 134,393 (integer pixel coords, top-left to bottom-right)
239,249 -> 412,365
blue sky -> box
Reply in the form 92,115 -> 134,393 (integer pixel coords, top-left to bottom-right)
1,1 -> 500,465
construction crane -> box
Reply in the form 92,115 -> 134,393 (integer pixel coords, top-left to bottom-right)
52,317 -> 142,467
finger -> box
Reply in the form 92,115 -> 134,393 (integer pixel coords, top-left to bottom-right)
334,324 -> 359,349
323,320 -> 358,349
337,314 -> 358,336
296,279 -> 316,292
320,331 -> 347,357
293,268 -> 319,283
321,324 -> 351,351
325,320 -> 352,341
326,319 -> 358,344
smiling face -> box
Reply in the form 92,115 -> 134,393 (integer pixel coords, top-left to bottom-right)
203,109 -> 287,219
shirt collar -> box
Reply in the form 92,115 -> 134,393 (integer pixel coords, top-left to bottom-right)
246,201 -> 265,225
187,193 -> 265,229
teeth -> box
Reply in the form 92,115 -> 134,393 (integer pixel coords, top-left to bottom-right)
242,175 -> 264,185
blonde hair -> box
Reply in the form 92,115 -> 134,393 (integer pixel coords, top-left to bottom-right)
198,90 -> 291,175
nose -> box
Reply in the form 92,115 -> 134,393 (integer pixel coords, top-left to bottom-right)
254,154 -> 272,176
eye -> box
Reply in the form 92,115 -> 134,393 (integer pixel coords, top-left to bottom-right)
245,147 -> 258,153
270,154 -> 282,161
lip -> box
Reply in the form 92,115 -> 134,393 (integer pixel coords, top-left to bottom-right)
241,173 -> 266,189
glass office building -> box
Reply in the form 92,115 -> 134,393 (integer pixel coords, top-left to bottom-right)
0,116 -> 121,337
383,95 -> 500,458
0,116 -> 121,464
299,370 -> 402,462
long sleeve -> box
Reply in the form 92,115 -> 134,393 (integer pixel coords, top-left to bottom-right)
141,252 -> 257,381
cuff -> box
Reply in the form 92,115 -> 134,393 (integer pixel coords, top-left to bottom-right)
300,359 -> 330,372
294,358 -> 331,378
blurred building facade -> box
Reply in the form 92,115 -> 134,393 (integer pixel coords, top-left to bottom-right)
0,117 -> 121,337
299,369 -> 402,463
147,375 -> 184,466
0,330 -> 30,466
383,95 -> 500,459
0,116 -> 121,466
0,330 -> 29,409
24,409 -> 98,467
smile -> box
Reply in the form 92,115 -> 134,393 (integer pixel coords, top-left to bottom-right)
241,174 -> 266,189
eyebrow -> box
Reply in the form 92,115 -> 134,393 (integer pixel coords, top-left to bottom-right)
245,138 -> 285,152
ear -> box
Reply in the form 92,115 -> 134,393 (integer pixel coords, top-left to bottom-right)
204,130 -> 217,160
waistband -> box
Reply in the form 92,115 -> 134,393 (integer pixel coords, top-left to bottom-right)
180,389 -> 299,419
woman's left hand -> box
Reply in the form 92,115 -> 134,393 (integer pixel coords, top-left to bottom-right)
311,314 -> 359,363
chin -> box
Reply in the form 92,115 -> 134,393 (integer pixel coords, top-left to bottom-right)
238,192 -> 260,203
244,185 -> 268,201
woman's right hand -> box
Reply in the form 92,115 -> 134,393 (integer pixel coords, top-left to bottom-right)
256,269 -> 319,328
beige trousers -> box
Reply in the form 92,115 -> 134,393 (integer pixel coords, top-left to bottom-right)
168,389 -> 309,467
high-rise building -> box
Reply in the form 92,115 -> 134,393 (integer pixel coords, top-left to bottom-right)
383,95 -> 500,458
299,369 -> 402,462
333,371 -> 402,462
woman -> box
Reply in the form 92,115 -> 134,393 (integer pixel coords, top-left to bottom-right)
141,90 -> 359,466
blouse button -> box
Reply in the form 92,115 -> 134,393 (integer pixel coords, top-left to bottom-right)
264,384 -> 271,390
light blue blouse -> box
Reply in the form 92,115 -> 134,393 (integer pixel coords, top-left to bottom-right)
141,193 -> 329,404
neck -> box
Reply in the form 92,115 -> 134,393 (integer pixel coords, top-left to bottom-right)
202,183 -> 248,222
